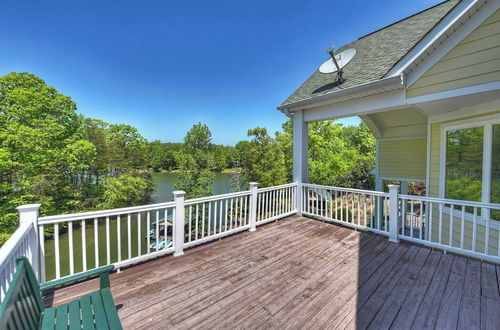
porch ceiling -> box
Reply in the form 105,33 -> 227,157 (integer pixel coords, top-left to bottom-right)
362,107 -> 428,139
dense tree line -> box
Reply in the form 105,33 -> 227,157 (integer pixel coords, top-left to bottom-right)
0,73 -> 154,243
0,72 -> 376,244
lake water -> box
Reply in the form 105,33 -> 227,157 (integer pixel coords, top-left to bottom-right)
43,172 -> 234,280
149,172 -> 234,203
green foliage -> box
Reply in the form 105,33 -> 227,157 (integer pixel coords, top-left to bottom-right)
174,123 -> 215,198
99,174 -> 154,209
276,119 -> 375,189
0,72 -> 154,244
242,127 -> 287,188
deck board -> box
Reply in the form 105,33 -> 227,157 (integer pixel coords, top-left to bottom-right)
47,215 -> 500,330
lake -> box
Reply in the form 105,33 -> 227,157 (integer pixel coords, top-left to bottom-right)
149,172 -> 234,203
43,172 -> 235,280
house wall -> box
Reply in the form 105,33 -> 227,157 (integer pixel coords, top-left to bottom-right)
407,9 -> 500,98
379,139 -> 426,181
427,110 -> 500,256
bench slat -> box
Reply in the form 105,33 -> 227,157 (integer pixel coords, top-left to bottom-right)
68,299 -> 81,330
41,307 -> 56,329
90,291 -> 108,328
55,303 -> 68,330
100,288 -> 122,329
80,294 -> 95,330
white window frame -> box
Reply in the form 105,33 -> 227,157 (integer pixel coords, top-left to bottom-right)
439,113 -> 500,226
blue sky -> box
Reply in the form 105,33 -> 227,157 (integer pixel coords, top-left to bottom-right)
0,0 -> 443,145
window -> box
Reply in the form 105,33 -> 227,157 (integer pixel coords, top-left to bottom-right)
441,117 -> 500,220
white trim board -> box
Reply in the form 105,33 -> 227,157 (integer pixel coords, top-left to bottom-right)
386,0 -> 482,77
408,81 -> 500,106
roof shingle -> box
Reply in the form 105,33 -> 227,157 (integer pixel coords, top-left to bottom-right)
281,0 -> 459,106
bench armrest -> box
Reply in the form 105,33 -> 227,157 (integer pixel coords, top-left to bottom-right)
40,265 -> 114,291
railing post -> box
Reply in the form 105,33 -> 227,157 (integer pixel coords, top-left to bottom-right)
173,191 -> 185,256
388,185 -> 400,243
295,182 -> 302,215
249,182 -> 258,232
16,204 -> 42,280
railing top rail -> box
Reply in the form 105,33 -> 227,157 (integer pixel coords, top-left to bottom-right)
301,183 -> 389,197
38,201 -> 176,224
257,182 -> 298,192
399,193 -> 500,210
184,190 -> 252,205
0,221 -> 33,269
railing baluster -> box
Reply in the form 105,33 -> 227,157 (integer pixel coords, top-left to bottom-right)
68,221 -> 74,275
438,204 -> 443,245
363,194 -> 367,227
419,200 -> 423,240
219,200 -> 223,233
208,202 -> 212,236
202,203 -> 206,238
195,204 -> 199,239
472,207 -> 477,252
106,216 -> 110,264
81,220 -> 87,272
410,200 -> 414,238
229,198 -> 233,230
137,213 -> 141,257
54,223 -> 60,279
127,214 -> 132,259
449,204 -> 454,247
146,212 -> 150,255
39,225 -> 46,282
117,215 -> 122,262
94,217 -> 99,267
155,210 -> 159,252
460,206 -> 465,249
188,205 -> 192,242
485,207 -> 490,255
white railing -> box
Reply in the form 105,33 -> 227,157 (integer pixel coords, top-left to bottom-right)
398,194 -> 500,263
3,181 -> 499,303
37,201 -> 177,282
0,204 -> 40,301
0,182 -> 298,298
256,183 -> 297,225
301,183 -> 391,236
183,190 -> 252,248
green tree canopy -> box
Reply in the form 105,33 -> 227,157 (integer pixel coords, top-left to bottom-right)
174,123 -> 215,198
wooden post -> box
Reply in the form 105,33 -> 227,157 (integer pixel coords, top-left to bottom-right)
293,110 -> 308,216
388,185 -> 400,243
249,182 -> 258,232
16,204 -> 42,280
173,191 -> 185,256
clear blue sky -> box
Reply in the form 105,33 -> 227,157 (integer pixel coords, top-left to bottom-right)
0,0 -> 442,145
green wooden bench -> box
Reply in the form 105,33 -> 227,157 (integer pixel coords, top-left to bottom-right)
0,257 -> 123,329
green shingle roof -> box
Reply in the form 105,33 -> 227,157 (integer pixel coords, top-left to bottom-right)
281,0 -> 459,106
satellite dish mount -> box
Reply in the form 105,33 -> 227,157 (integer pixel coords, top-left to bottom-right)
326,45 -> 345,85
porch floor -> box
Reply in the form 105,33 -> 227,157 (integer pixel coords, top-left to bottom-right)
47,216 -> 500,329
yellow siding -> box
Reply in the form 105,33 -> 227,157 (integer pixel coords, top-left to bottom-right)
379,139 -> 426,180
428,205 -> 500,256
408,10 -> 500,98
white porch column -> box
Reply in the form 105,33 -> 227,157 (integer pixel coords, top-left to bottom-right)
293,110 -> 308,215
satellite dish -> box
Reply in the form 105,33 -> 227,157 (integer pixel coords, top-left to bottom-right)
319,48 -> 356,74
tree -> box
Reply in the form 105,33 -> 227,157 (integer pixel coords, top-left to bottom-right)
275,119 -> 375,189
0,72 -> 155,244
174,123 -> 215,198
242,127 -> 287,188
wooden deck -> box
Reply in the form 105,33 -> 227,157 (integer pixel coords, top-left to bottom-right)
46,215 -> 500,329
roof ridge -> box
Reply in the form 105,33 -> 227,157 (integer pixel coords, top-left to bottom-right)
357,0 -> 458,40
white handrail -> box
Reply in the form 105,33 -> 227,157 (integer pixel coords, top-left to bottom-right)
0,221 -> 37,302
399,193 -> 500,210
38,201 -> 176,224
301,183 -> 388,197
